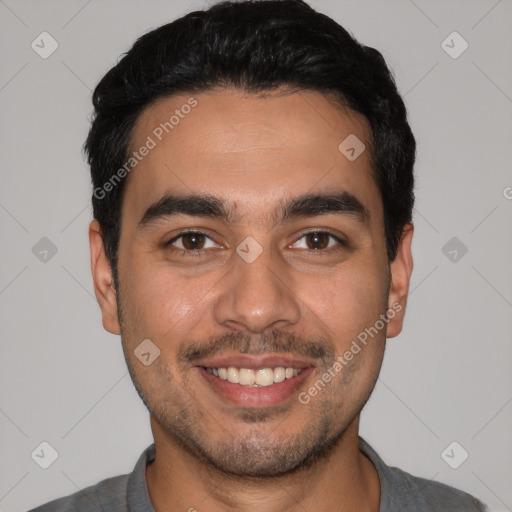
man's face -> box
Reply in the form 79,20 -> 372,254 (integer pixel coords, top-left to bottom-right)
91,88 -> 411,477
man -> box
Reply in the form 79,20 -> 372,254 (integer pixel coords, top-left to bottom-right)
30,0 -> 487,510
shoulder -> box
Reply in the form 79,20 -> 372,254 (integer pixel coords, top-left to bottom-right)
358,437 -> 488,511
386,464 -> 488,511
27,473 -> 130,512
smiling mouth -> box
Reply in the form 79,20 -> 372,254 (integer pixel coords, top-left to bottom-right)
202,366 -> 303,387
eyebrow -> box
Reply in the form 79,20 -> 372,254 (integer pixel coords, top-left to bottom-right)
137,190 -> 369,229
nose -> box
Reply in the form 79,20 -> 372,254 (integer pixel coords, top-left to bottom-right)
213,242 -> 301,333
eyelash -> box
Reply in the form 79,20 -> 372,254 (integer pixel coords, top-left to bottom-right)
164,230 -> 347,257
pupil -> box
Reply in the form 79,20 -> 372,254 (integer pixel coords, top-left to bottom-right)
308,232 -> 327,250
183,233 -> 204,250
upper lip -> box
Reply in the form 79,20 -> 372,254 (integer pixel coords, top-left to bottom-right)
195,354 -> 316,370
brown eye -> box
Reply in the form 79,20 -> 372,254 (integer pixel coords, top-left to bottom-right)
166,232 -> 217,253
291,231 -> 345,252
181,233 -> 206,250
305,232 -> 330,250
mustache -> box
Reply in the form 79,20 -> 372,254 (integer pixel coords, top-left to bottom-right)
178,329 -> 335,365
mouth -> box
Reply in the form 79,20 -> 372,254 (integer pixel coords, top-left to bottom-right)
202,366 -> 302,387
194,355 -> 316,407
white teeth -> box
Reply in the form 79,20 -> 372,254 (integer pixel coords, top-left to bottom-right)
227,367 -> 240,384
239,368 -> 256,385
205,365 -> 303,387
274,367 -> 285,383
255,368 -> 274,386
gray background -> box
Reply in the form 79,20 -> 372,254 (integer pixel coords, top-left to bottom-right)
0,0 -> 511,510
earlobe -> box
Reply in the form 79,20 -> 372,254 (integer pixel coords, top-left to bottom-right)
386,223 -> 414,339
89,220 -> 121,335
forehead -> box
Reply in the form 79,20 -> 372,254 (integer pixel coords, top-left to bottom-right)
123,88 -> 381,226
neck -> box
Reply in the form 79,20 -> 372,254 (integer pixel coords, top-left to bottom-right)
146,415 -> 381,512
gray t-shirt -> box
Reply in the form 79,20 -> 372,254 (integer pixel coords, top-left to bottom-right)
28,437 -> 488,511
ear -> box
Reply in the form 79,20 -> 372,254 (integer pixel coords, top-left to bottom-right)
89,220 -> 121,335
386,223 -> 414,338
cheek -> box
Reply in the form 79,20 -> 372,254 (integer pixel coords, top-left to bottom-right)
304,260 -> 387,342
119,256 -> 216,341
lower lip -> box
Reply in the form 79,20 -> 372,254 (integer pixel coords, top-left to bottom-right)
197,366 -> 315,407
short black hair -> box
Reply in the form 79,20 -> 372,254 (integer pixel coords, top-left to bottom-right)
84,0 -> 415,285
